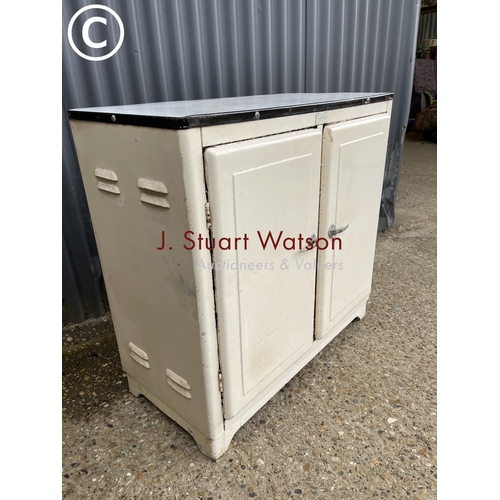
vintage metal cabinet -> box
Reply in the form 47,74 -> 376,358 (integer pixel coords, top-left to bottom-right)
69,93 -> 392,459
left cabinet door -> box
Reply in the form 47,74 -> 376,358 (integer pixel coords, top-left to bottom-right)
205,129 -> 322,419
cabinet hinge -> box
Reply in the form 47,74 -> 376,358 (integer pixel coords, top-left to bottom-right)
218,372 -> 223,393
205,201 -> 212,229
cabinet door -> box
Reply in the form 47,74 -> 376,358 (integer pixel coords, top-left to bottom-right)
315,115 -> 391,340
205,129 -> 321,419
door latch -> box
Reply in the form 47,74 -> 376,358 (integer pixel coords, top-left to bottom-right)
328,223 -> 349,238
300,233 -> 317,252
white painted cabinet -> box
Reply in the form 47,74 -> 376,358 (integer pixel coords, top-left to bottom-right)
69,93 -> 392,459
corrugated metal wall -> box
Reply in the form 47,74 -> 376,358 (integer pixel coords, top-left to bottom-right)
62,0 -> 421,323
417,10 -> 437,46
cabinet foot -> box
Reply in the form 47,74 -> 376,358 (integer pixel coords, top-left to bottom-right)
125,374 -> 227,460
127,375 -> 142,397
192,433 -> 229,461
355,302 -> 367,320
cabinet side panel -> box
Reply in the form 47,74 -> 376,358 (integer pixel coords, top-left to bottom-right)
69,121 -> 218,439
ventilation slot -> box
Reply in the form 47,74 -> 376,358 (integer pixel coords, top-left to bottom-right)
166,369 -> 191,399
128,342 -> 150,369
95,168 -> 120,194
138,178 -> 170,208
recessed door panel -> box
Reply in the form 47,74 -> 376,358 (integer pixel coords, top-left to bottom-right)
316,115 -> 391,339
205,129 -> 322,419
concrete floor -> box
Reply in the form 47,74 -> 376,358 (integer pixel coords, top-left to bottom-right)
62,132 -> 437,499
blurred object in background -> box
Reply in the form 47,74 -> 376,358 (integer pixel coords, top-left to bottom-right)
411,1 -> 437,124
414,101 -> 437,143
413,35 -> 437,141
417,38 -> 437,61
428,38 -> 438,60
410,56 -> 437,122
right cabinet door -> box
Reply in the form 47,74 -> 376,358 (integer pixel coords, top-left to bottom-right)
315,115 -> 391,340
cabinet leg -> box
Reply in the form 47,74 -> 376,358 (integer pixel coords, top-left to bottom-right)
355,302 -> 367,320
192,432 -> 229,461
125,374 -> 227,459
127,375 -> 142,397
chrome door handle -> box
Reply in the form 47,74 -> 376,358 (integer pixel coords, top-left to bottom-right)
328,223 -> 349,238
300,233 -> 317,252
